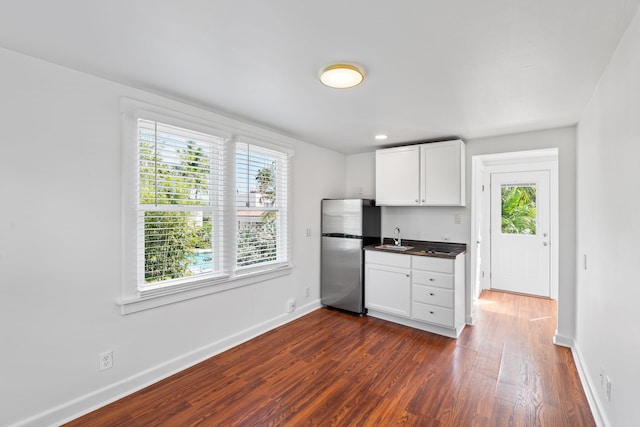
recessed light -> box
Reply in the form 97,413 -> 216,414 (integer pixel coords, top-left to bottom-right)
375,134 -> 388,140
320,64 -> 364,89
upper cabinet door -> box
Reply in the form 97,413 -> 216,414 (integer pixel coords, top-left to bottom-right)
375,145 -> 420,205
421,140 -> 465,206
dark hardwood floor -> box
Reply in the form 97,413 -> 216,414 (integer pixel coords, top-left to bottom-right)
65,290 -> 594,426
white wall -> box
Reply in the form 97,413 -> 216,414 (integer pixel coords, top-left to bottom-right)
345,152 -> 376,199
0,48 -> 346,426
576,6 -> 640,426
346,127 -> 577,340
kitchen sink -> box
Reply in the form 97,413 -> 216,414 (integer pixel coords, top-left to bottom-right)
376,244 -> 414,251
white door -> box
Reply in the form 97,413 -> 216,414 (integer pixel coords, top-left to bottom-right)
490,171 -> 550,297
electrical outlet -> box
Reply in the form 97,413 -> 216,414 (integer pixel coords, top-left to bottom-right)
606,376 -> 612,402
454,213 -> 462,224
286,298 -> 296,313
305,227 -> 312,237
99,351 -> 113,371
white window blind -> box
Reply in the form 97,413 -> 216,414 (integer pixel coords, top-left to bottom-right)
235,142 -> 289,270
137,119 -> 227,290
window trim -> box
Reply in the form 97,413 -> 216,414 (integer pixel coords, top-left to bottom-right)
120,97 -> 293,314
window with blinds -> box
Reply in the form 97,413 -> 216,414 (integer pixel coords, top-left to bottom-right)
135,118 -> 290,293
235,142 -> 289,269
137,119 -> 226,290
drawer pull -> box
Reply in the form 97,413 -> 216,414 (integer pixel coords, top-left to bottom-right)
429,311 -> 435,315
429,278 -> 435,281
429,293 -> 435,296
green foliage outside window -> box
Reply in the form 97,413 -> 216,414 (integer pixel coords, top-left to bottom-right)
140,140 -> 211,283
501,185 -> 537,235
141,136 -> 279,281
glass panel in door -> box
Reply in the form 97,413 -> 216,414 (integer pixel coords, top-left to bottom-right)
501,184 -> 537,235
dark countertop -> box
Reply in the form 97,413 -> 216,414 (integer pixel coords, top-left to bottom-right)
364,238 -> 466,259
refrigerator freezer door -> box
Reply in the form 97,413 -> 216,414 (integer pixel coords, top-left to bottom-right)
321,199 -> 363,236
321,236 -> 364,313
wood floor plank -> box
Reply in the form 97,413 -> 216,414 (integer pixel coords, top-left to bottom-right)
65,291 -> 595,426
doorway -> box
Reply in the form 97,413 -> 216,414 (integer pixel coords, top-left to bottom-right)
490,170 -> 550,297
469,149 -> 559,325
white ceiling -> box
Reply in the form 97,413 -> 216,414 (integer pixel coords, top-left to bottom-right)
1,0 -> 638,154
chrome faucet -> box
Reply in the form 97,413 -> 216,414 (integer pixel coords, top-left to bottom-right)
393,227 -> 401,246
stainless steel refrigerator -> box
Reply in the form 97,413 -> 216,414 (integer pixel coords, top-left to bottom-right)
321,199 -> 381,314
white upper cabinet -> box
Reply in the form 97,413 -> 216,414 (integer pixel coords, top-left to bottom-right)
421,140 -> 465,206
375,140 -> 465,206
375,145 -> 420,205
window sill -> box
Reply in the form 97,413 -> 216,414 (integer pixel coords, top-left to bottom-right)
119,265 -> 292,315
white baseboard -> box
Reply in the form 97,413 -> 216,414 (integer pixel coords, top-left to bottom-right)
570,340 -> 609,427
14,300 -> 322,427
553,330 -> 574,347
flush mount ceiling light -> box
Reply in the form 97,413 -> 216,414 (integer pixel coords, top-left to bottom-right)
320,64 -> 364,89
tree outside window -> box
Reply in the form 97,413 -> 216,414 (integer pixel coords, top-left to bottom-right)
501,184 -> 537,235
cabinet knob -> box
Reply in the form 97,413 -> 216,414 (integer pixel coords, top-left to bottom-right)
429,278 -> 435,281
429,293 -> 435,296
422,199 -> 425,202
429,311 -> 435,315
415,199 -> 419,203
406,274 -> 410,278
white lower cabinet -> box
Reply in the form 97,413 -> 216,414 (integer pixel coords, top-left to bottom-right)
365,250 -> 466,338
364,251 -> 411,318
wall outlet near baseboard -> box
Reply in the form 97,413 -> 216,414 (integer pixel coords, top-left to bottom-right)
99,351 -> 113,371
287,298 -> 296,313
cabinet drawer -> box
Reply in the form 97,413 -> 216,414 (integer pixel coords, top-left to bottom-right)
366,251 -> 411,268
412,302 -> 454,327
412,256 -> 454,274
412,284 -> 454,308
412,270 -> 454,289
